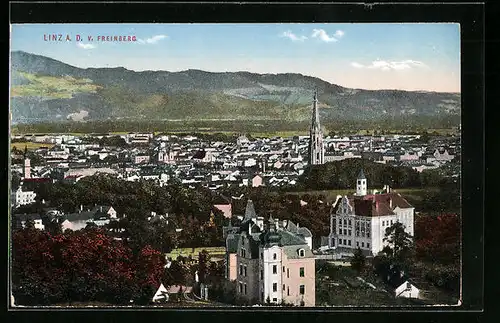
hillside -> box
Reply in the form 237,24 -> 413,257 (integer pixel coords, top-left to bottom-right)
10,51 -> 461,125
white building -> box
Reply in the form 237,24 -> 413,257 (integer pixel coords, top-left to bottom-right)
327,170 -> 415,258
11,187 -> 37,208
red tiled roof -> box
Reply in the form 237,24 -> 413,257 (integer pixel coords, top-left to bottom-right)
347,192 -> 412,217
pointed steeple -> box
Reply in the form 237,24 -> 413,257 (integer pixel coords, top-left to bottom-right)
243,199 -> 257,221
308,90 -> 325,165
357,169 -> 366,180
311,90 -> 320,127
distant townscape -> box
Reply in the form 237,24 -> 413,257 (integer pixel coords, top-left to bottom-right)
10,92 -> 461,307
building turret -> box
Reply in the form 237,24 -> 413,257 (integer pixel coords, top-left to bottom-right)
356,169 -> 367,196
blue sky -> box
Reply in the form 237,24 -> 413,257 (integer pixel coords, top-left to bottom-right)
10,23 -> 460,92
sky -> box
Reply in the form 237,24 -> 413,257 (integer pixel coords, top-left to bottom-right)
10,23 -> 460,92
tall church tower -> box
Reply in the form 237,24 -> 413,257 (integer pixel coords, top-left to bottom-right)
308,90 -> 325,165
23,145 -> 31,179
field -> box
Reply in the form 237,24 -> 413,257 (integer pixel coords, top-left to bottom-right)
11,141 -> 55,150
166,247 -> 226,261
11,72 -> 100,99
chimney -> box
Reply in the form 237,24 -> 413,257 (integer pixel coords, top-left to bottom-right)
100,206 -> 103,213
249,222 -> 252,234
80,204 -> 83,211
274,218 -> 279,230
389,198 -> 393,209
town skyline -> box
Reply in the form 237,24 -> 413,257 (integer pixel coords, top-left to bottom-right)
10,23 -> 461,93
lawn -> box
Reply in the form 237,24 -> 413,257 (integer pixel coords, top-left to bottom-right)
11,142 -> 55,150
167,247 -> 226,260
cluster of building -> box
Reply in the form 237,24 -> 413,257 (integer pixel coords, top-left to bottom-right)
11,92 -> 446,306
11,92 -> 459,203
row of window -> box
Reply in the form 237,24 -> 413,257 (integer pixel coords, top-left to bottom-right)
262,266 -> 305,278
382,220 -> 394,227
339,228 -> 371,238
270,283 -> 305,295
338,239 -> 370,248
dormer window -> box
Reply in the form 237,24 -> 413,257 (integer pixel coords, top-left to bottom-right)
299,249 -> 305,257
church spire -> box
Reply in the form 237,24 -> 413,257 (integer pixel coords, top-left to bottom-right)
308,90 -> 325,165
312,90 -> 320,128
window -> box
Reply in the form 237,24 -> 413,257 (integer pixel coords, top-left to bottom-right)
261,291 -> 264,301
273,265 -> 277,274
273,283 -> 277,292
367,243 -> 370,248
344,219 -> 347,226
273,297 -> 278,303
244,266 -> 247,277
343,239 -> 346,245
299,285 -> 305,295
356,241 -> 359,247
287,286 -> 290,296
348,240 -> 351,246
338,238 -> 342,245
299,249 -> 305,257
348,230 -> 352,236
358,180 -> 361,185
300,267 -> 305,277
283,266 -> 285,273
260,270 -> 263,280
244,284 -> 247,295
344,229 -> 347,235
283,284 -> 286,291
348,219 -> 352,226
391,220 -> 394,225
361,242 -> 365,247
261,252 -> 263,259
382,221 -> 385,226
287,268 -> 289,278
406,282 -> 412,291
273,253 -> 277,260
239,282 -> 243,293
367,231 -> 370,238
338,219 -> 342,226
239,264 -> 243,275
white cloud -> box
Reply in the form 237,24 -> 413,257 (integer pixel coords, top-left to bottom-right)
334,30 -> 345,38
350,59 -> 427,71
77,43 -> 96,50
311,29 -> 338,42
281,30 -> 307,42
137,34 -> 168,44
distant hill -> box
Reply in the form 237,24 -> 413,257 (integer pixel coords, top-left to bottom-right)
10,50 -> 461,125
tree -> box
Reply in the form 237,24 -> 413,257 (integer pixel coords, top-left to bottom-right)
350,247 -> 366,273
382,222 -> 414,269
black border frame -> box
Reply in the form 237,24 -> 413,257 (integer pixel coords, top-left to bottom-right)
6,1 -> 485,321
